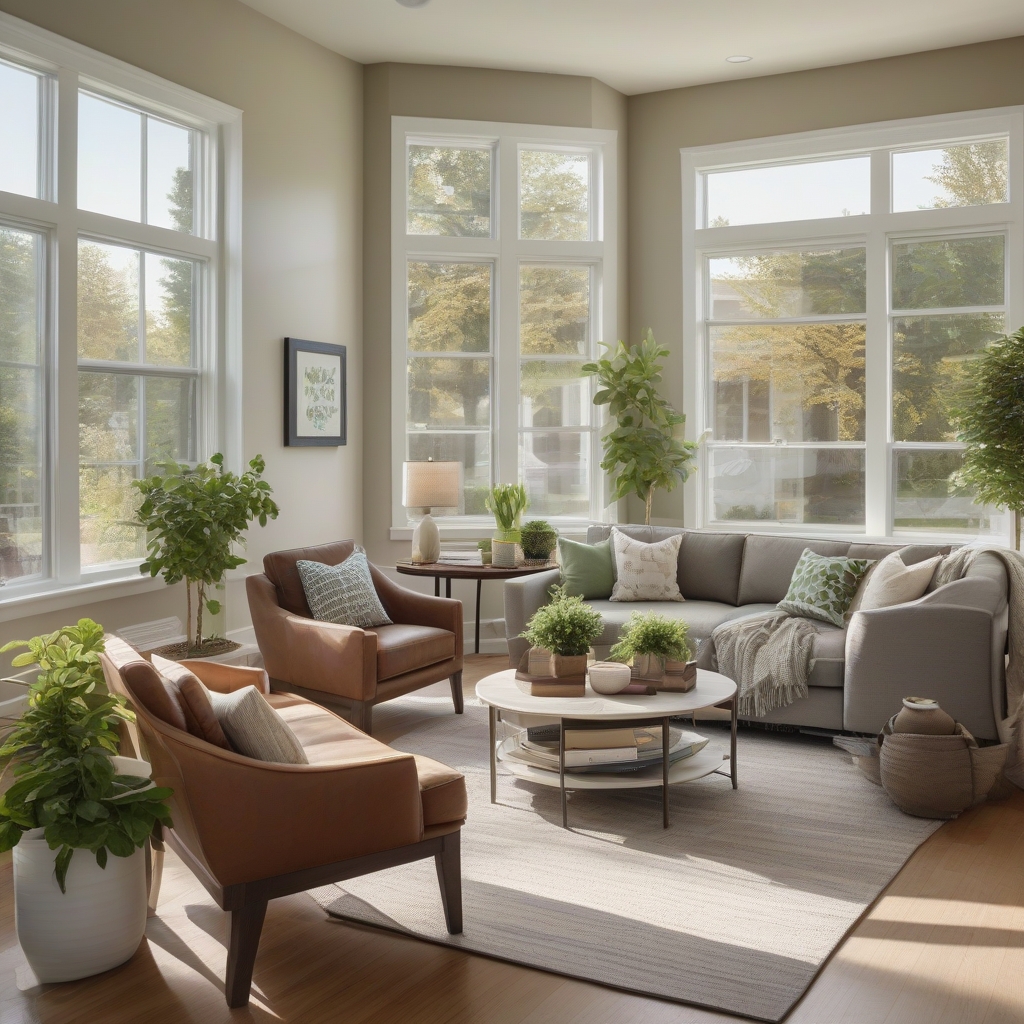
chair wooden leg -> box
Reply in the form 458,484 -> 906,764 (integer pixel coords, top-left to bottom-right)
225,899 -> 268,1009
145,832 -> 165,918
349,699 -> 373,734
434,831 -> 463,934
449,671 -> 464,715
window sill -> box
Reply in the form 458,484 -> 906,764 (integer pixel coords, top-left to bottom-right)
389,520 -> 598,543
0,572 -> 170,624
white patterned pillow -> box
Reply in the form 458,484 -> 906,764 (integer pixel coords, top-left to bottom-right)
609,530 -> 684,602
206,685 -> 308,764
297,553 -> 392,628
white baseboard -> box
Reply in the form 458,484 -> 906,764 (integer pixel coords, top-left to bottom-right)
227,625 -> 257,646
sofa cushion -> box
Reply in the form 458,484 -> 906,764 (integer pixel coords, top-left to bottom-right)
610,529 -> 683,602
263,539 -> 357,616
151,655 -> 232,750
737,536 -> 851,605
208,685 -> 308,764
806,622 -> 846,689
677,531 -> 746,604
370,623 -> 456,681
847,542 -> 951,566
777,549 -> 873,627
558,536 -> 614,598
412,754 -> 469,826
121,658 -> 189,733
586,600 -> 769,648
298,553 -> 392,628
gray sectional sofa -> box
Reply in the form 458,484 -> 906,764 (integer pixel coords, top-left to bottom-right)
504,525 -> 1009,741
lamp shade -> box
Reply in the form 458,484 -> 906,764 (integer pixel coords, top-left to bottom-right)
403,460 -> 461,509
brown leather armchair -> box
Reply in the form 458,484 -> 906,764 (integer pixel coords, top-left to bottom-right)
100,636 -> 466,1009
246,540 -> 464,733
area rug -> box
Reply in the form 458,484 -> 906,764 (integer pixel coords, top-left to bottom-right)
310,687 -> 942,1022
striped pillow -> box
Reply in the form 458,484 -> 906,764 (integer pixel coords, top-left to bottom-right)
297,552 -> 392,628
206,685 -> 307,764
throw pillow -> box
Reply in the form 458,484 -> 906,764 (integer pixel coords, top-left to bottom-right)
852,550 -> 941,613
297,552 -> 392,629
558,537 -> 615,599
777,548 -> 873,628
206,685 -> 308,764
609,529 -> 684,603
151,655 -> 232,750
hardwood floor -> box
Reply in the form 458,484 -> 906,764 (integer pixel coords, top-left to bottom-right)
2,654 -> 1023,1023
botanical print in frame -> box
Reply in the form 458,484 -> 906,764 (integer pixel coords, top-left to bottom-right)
284,338 -> 347,446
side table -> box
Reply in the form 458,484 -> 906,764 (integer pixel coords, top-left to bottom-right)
395,561 -> 557,654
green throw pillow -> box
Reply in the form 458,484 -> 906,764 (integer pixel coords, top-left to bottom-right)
558,537 -> 614,599
777,549 -> 873,628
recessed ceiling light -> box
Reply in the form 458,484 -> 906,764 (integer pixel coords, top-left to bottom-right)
726,55 -> 752,63
396,0 -> 432,7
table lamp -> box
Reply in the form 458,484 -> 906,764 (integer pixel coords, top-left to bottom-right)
403,459 -> 461,564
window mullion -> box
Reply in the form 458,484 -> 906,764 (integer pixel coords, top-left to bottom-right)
496,139 -> 519,487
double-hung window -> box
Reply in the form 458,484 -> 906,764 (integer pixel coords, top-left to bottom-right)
391,117 -> 617,533
682,108 -> 1024,542
0,15 -> 239,602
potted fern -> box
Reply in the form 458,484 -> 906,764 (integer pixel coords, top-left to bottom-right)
0,620 -> 173,983
485,483 -> 528,568
520,585 -> 603,680
610,612 -> 693,686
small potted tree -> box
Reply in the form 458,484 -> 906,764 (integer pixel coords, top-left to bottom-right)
0,620 -> 173,982
485,483 -> 528,568
520,519 -> 557,565
133,453 -> 280,658
520,585 -> 603,686
609,611 -> 693,687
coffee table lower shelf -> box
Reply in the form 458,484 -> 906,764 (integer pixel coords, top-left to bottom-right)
497,736 -> 729,790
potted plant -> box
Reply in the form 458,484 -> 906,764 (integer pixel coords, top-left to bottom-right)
133,453 -> 280,658
956,326 -> 1024,549
520,585 -> 603,678
0,620 -> 173,983
477,538 -> 492,565
485,483 -> 528,568
520,519 -> 557,564
583,331 -> 700,525
609,611 -> 692,685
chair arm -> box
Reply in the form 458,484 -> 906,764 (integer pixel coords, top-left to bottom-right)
246,574 -> 376,701
166,731 -> 425,886
845,601 -> 997,740
504,568 -> 561,667
180,660 -> 270,695
370,565 -> 464,661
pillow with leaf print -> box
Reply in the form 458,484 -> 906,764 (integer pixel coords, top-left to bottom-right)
777,548 -> 874,628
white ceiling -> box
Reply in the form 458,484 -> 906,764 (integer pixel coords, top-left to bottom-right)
239,0 -> 1024,96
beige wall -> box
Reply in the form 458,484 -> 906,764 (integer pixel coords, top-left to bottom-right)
0,0 -> 362,668
628,35 -> 1024,524
362,63 -> 628,583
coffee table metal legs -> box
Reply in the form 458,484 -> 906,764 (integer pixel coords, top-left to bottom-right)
489,705 -> 497,803
559,719 -> 567,828
730,696 -> 738,789
662,716 -> 670,829
475,579 -> 482,654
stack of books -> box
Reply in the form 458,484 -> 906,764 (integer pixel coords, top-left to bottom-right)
505,724 -> 709,774
437,549 -> 482,565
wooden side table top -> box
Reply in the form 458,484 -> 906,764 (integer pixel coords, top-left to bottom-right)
395,561 -> 557,581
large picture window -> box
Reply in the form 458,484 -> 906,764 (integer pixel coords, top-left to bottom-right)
682,110 -> 1023,541
392,118 -> 617,533
0,15 -> 239,602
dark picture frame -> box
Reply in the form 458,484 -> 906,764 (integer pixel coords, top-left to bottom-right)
284,337 -> 347,447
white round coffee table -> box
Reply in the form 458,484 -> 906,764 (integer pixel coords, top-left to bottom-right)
475,668 -> 738,829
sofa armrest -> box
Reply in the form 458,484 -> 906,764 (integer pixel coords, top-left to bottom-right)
370,565 -> 463,666
180,660 -> 270,695
246,574 -> 376,701
504,568 -> 561,667
845,601 -> 998,740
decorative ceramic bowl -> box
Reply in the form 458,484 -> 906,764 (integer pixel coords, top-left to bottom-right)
588,661 -> 632,694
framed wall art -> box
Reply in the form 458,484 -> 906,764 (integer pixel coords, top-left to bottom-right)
284,337 -> 347,447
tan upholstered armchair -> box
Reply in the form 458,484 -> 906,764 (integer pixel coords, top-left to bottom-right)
246,541 -> 464,733
100,636 -> 466,1009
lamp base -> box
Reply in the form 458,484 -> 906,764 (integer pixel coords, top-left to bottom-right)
411,512 -> 440,564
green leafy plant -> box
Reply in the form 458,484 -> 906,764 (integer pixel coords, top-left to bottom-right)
609,612 -> 691,664
584,331 -> 699,525
485,483 -> 528,542
520,519 -> 557,560
133,454 -> 280,654
476,539 -> 491,553
955,326 -> 1024,549
520,585 -> 603,657
0,620 -> 173,893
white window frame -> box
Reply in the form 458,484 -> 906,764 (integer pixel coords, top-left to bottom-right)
681,107 -> 1024,544
389,116 -> 618,540
0,11 -> 242,618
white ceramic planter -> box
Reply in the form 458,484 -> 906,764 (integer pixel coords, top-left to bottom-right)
13,757 -> 151,984
492,539 -> 517,568
588,662 -> 632,694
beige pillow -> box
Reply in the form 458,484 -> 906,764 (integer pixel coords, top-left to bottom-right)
850,550 -> 940,614
206,685 -> 308,764
609,529 -> 684,602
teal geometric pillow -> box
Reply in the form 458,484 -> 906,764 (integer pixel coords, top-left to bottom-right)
777,549 -> 873,628
296,553 -> 392,629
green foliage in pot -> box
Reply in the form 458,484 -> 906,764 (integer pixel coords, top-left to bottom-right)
133,453 -> 280,654
584,331 -> 699,525
520,585 -> 603,657
0,620 -> 173,893
520,519 -> 557,560
955,325 -> 1024,549
485,483 -> 528,543
609,611 -> 691,664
